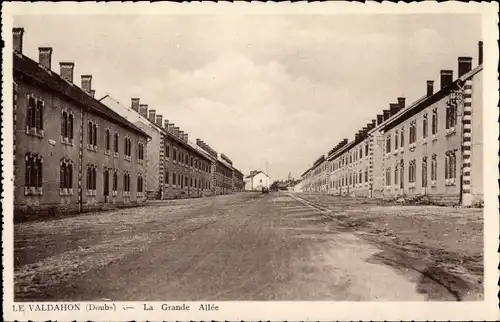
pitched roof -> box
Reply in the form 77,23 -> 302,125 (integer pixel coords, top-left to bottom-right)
381,65 -> 483,132
245,170 -> 270,179
13,52 -> 150,139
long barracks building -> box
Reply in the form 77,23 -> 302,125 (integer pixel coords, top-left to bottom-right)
13,28 -> 150,218
301,41 -> 484,206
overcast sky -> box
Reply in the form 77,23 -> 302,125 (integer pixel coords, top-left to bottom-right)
15,14 -> 481,180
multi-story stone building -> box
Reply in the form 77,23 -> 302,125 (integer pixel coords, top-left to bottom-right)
162,130 -> 214,199
100,95 -> 164,199
381,53 -> 483,205
13,28 -> 150,217
301,41 -> 484,206
233,169 -> 244,192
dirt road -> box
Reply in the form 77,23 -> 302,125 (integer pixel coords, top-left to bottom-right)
14,192 -> 481,301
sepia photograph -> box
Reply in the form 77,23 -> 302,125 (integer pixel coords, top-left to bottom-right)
2,2 -> 498,321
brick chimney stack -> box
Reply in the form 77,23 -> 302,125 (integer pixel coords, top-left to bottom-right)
148,109 -> 156,123
164,119 -> 169,130
458,57 -> 472,77
90,90 -> 95,98
13,27 -> 24,54
478,41 -> 483,65
139,104 -> 148,117
376,114 -> 384,125
397,97 -> 406,109
131,98 -> 140,112
156,114 -> 163,127
389,103 -> 399,116
38,47 -> 53,70
383,109 -> 391,121
81,75 -> 92,93
60,62 -> 75,83
168,123 -> 175,133
440,70 -> 453,89
426,80 -> 434,97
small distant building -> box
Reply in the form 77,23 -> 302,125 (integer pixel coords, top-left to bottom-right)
244,170 -> 271,191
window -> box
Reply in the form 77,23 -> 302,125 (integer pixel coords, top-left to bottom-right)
400,160 -> 404,189
60,159 -> 73,189
104,169 -> 109,196
394,164 -> 399,186
359,147 -> 363,159
123,173 -> 131,192
138,143 -> 144,160
113,172 -> 118,192
86,166 -> 97,190
446,101 -> 457,130
359,170 -> 363,183
385,167 -> 391,186
386,135 -> 391,153
394,130 -> 399,150
166,145 -> 170,158
87,121 -> 97,147
173,172 -> 176,185
61,111 -> 74,142
26,95 -> 44,132
173,149 -> 177,161
432,108 -> 438,135
113,133 -> 119,153
364,168 -> 368,182
365,143 -> 369,156
124,137 -> 132,157
408,159 -> 416,184
445,150 -> 457,179
431,154 -> 437,181
423,113 -> 428,138
400,128 -> 404,147
25,153 -> 43,190
422,157 -> 428,187
409,121 -> 417,144
137,175 -> 143,193
105,129 -> 110,151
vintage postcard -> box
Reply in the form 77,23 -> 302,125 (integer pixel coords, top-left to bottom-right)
2,2 -> 498,321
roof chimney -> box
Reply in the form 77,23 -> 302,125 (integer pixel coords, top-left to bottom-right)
155,114 -> 163,127
148,109 -> 156,123
60,62 -> 75,83
383,109 -> 391,121
81,75 -> 92,93
376,114 -> 384,125
174,127 -> 180,137
426,80 -> 434,97
440,70 -> 453,89
168,123 -> 175,133
389,103 -> 399,116
90,89 -> 95,98
397,97 -> 406,109
458,57 -> 472,77
139,104 -> 148,117
184,133 -> 189,142
38,47 -> 52,70
131,98 -> 140,112
13,28 -> 24,54
478,41 -> 483,65
164,119 -> 169,130
179,130 -> 184,139
371,119 -> 376,128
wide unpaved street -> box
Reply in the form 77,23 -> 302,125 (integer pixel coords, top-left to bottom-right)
14,192 -> 483,301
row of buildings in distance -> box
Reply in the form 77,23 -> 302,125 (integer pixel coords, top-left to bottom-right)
12,27 -> 244,218
301,41 -> 484,206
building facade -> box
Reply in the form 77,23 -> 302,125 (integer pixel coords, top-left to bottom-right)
233,169 -> 244,192
100,95 -> 164,199
244,171 -> 271,191
13,28 -> 150,217
300,41 -> 484,206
